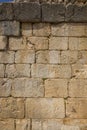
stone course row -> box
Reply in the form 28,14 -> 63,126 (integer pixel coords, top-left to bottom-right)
0,3 -> 87,22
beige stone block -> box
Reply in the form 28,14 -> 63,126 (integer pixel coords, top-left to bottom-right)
26,98 -> 65,118
78,51 -> 87,64
22,23 -> 32,36
27,37 -> 48,50
52,23 -> 87,36
15,50 -> 35,63
12,78 -> 44,97
61,125 -> 80,130
33,23 -> 50,36
66,98 -> 87,118
36,51 -> 60,64
16,119 -> 30,130
0,64 -> 5,77
45,79 -> 68,97
31,64 -> 71,78
32,119 -> 63,130
0,51 -> 14,63
72,64 -> 87,78
0,36 -> 7,50
5,64 -> 30,78
49,37 -> 68,50
69,79 -> 87,98
0,98 -> 24,118
60,51 -> 78,64
0,119 -> 14,130
0,78 -> 12,97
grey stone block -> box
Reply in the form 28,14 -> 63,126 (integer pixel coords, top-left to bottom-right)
0,21 -> 20,36
42,3 -> 65,22
13,3 -> 41,22
0,3 -> 13,21
65,4 -> 87,22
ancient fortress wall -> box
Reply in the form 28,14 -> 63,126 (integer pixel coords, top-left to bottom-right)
0,1 -> 87,130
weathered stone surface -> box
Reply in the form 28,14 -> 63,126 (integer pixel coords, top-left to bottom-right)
0,78 -> 12,97
16,119 -> 30,130
78,51 -> 87,64
32,119 -> 63,130
22,23 -> 32,36
0,51 -> 14,64
45,79 -> 68,97
0,3 -> 13,20
61,125 -> 80,130
0,119 -> 14,130
36,51 -> 60,64
13,3 -> 41,22
60,51 -> 78,64
66,4 -> 87,22
5,64 -> 30,78
15,50 -> 35,63
33,23 -> 50,36
49,37 -> 68,50
0,36 -> 7,50
0,21 -> 20,36
26,98 -> 65,118
42,4 -> 65,22
66,98 -> 87,118
31,64 -> 71,78
69,79 -> 87,97
12,78 -> 44,97
0,98 -> 24,118
0,64 -> 5,77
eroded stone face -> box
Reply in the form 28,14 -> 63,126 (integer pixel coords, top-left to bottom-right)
0,119 -> 14,130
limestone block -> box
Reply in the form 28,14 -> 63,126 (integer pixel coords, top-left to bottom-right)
31,64 -> 71,78
0,36 -> 7,50
45,79 -> 68,97
12,78 -> 44,97
5,64 -> 30,78
78,51 -> 87,64
22,23 -> 32,36
61,125 -> 80,130
49,37 -> 68,50
33,23 -> 50,36
0,78 -> 12,97
16,119 -> 30,130
26,98 -> 65,118
66,98 -> 87,118
69,79 -> 87,97
0,64 -> 5,77
0,119 -> 14,130
0,98 -> 24,118
15,50 -> 35,63
0,51 -> 14,63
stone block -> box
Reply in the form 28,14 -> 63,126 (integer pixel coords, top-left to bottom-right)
0,78 -> 12,97
0,21 -> 20,36
12,78 -> 44,97
61,125 -> 80,130
5,64 -> 30,78
0,98 -> 24,118
26,98 -> 65,118
78,51 -> 87,64
0,36 -> 7,50
0,119 -> 14,130
22,23 -> 32,36
0,64 -> 5,77
15,50 -> 35,63
45,79 -> 68,97
16,119 -> 30,130
42,3 -> 65,22
49,37 -> 68,50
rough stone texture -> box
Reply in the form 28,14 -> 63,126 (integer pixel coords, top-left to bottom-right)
0,64 -> 5,77
0,119 -> 14,130
22,23 -> 32,36
5,64 -> 30,78
15,50 -> 35,63
26,98 -> 65,118
13,3 -> 41,22
0,21 -> 20,36
0,98 -> 24,118
45,79 -> 68,97
0,36 -> 7,50
78,51 -> 87,64
42,4 -> 65,22
12,78 -> 44,97
69,79 -> 87,97
66,98 -> 87,118
0,78 -> 12,97
31,64 -> 71,78
16,119 -> 30,130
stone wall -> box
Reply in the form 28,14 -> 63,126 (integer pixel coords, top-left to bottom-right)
0,2 -> 87,130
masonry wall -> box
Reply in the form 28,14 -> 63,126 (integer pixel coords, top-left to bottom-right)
0,2 -> 87,130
